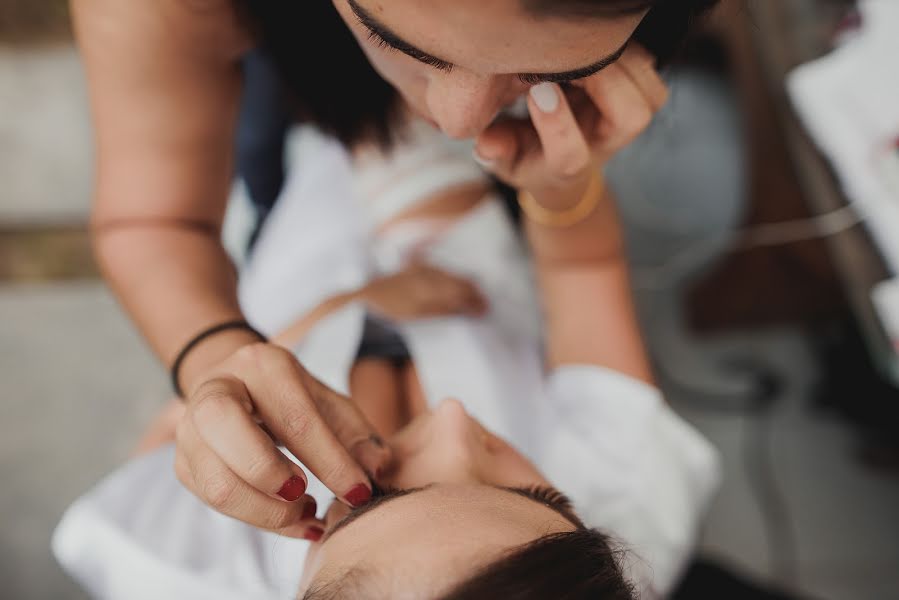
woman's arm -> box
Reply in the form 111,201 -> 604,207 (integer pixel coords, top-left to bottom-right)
525,183 -> 653,383
474,45 -> 667,384
73,0 -> 254,388
73,0 -> 392,535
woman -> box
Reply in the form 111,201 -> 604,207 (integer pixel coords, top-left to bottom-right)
72,0 -> 718,551
54,120 -> 719,599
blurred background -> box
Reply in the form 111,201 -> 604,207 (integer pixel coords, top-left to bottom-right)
1,0 -> 898,598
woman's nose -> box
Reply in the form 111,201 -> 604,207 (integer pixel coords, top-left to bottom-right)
426,71 -> 503,139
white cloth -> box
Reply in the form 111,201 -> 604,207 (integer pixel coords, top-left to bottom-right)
352,118 -> 486,229
787,0 -> 899,271
53,126 -> 720,599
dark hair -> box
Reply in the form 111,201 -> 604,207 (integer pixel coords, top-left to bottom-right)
233,0 -> 719,147
302,528 -> 635,600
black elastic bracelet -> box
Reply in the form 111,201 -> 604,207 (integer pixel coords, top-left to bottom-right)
170,319 -> 266,398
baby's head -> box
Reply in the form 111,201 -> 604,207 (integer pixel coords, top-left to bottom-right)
298,399 -> 634,599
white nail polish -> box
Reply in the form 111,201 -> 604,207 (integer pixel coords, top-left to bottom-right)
530,83 -> 559,113
472,148 -> 494,168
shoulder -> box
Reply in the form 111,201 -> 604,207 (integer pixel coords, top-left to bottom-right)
165,0 -> 253,59
74,0 -> 252,61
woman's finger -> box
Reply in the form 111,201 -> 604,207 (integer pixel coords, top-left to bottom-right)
229,345 -> 385,507
176,414 -> 323,539
525,82 -> 593,182
189,376 -> 309,502
474,117 -> 536,182
616,44 -> 669,111
299,369 -> 393,479
576,62 -> 654,155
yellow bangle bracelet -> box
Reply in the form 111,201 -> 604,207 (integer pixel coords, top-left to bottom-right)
517,171 -> 605,228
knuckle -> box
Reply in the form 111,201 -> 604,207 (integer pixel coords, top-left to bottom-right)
244,451 -> 280,483
268,346 -> 302,376
261,504 -> 296,530
280,407 -> 315,443
190,384 -> 234,427
553,151 -> 592,179
318,461 -> 354,490
202,471 -> 239,509
232,341 -> 269,364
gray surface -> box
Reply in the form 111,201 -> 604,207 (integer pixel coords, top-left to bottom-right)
0,44 -> 92,223
0,283 -> 168,599
663,327 -> 899,600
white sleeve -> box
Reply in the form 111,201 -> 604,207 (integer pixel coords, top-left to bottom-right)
52,446 -> 308,600
538,366 -> 722,598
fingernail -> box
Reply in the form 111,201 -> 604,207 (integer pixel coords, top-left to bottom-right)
344,483 -> 372,507
304,527 -> 324,542
472,148 -> 494,168
277,475 -> 306,502
530,83 -> 559,113
301,501 -> 317,521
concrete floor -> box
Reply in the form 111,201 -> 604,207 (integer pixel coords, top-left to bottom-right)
2,44 -> 898,600
664,329 -> 899,599
0,45 -> 92,224
0,282 -> 168,600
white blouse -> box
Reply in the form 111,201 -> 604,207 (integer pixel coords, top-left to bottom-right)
53,125 -> 721,599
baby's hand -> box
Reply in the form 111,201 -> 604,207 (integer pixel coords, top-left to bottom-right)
361,263 -> 488,321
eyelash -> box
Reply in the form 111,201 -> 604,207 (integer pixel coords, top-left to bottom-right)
327,483 -> 582,538
355,19 -> 587,85
370,482 -> 573,513
515,485 -> 575,511
370,482 -> 394,498
363,27 -> 454,72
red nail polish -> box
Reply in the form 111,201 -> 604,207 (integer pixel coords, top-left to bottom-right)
304,527 -> 324,542
301,501 -> 317,521
344,483 -> 371,507
277,475 -> 306,502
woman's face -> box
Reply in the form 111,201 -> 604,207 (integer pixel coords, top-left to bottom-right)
297,398 -> 582,596
331,0 -> 646,139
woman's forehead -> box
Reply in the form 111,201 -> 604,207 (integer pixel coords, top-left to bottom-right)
346,0 -> 643,75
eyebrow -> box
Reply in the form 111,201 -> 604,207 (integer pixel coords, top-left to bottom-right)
322,484 -> 583,543
346,0 -> 629,84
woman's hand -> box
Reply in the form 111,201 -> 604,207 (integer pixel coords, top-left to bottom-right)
174,344 -> 392,540
474,44 -> 667,204
361,263 -> 488,320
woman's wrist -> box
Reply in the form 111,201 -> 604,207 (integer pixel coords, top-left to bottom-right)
519,170 -> 605,229
524,171 -> 597,212
176,325 -> 267,398
524,175 -> 626,266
